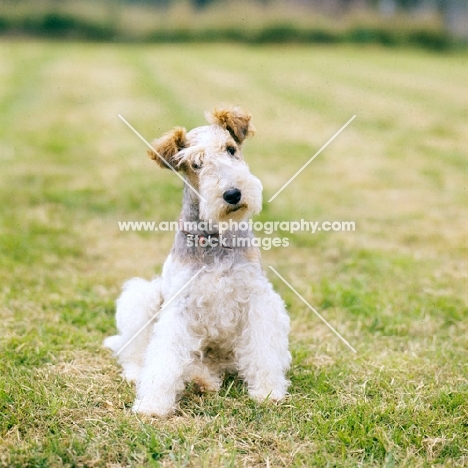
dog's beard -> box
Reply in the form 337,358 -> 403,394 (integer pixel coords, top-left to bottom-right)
198,174 -> 263,224
199,198 -> 252,223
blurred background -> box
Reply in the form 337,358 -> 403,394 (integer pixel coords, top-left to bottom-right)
0,0 -> 467,48
1,0 -> 467,466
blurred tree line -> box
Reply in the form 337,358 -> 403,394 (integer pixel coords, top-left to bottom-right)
375,0 -> 467,38
125,0 -> 466,36
0,0 -> 466,43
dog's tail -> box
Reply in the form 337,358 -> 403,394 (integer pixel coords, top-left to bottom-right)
103,335 -> 122,352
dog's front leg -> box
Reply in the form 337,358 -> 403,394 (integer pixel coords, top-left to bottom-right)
237,283 -> 292,402
132,306 -> 193,417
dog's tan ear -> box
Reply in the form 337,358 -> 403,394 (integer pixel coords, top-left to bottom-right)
206,106 -> 255,145
147,127 -> 187,170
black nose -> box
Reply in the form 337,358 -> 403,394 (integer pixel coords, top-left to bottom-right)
223,188 -> 242,205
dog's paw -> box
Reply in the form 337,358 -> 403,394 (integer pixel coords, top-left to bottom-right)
122,364 -> 142,383
191,377 -> 222,394
131,399 -> 174,418
248,387 -> 287,403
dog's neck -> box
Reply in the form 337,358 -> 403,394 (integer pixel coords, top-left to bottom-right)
179,184 -> 213,230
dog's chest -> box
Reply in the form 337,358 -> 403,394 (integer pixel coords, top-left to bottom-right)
184,266 -> 253,341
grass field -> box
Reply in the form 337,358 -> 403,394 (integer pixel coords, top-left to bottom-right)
0,43 -> 467,467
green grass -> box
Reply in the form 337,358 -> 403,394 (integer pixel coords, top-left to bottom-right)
1,43 -> 467,467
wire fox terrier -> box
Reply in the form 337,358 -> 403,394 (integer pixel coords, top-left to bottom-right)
104,106 -> 291,417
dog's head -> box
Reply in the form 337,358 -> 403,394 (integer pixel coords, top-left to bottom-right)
148,106 -> 263,223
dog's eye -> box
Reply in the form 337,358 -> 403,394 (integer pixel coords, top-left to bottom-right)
191,162 -> 202,170
226,146 -> 236,156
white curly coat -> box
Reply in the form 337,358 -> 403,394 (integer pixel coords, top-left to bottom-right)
104,107 -> 291,417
